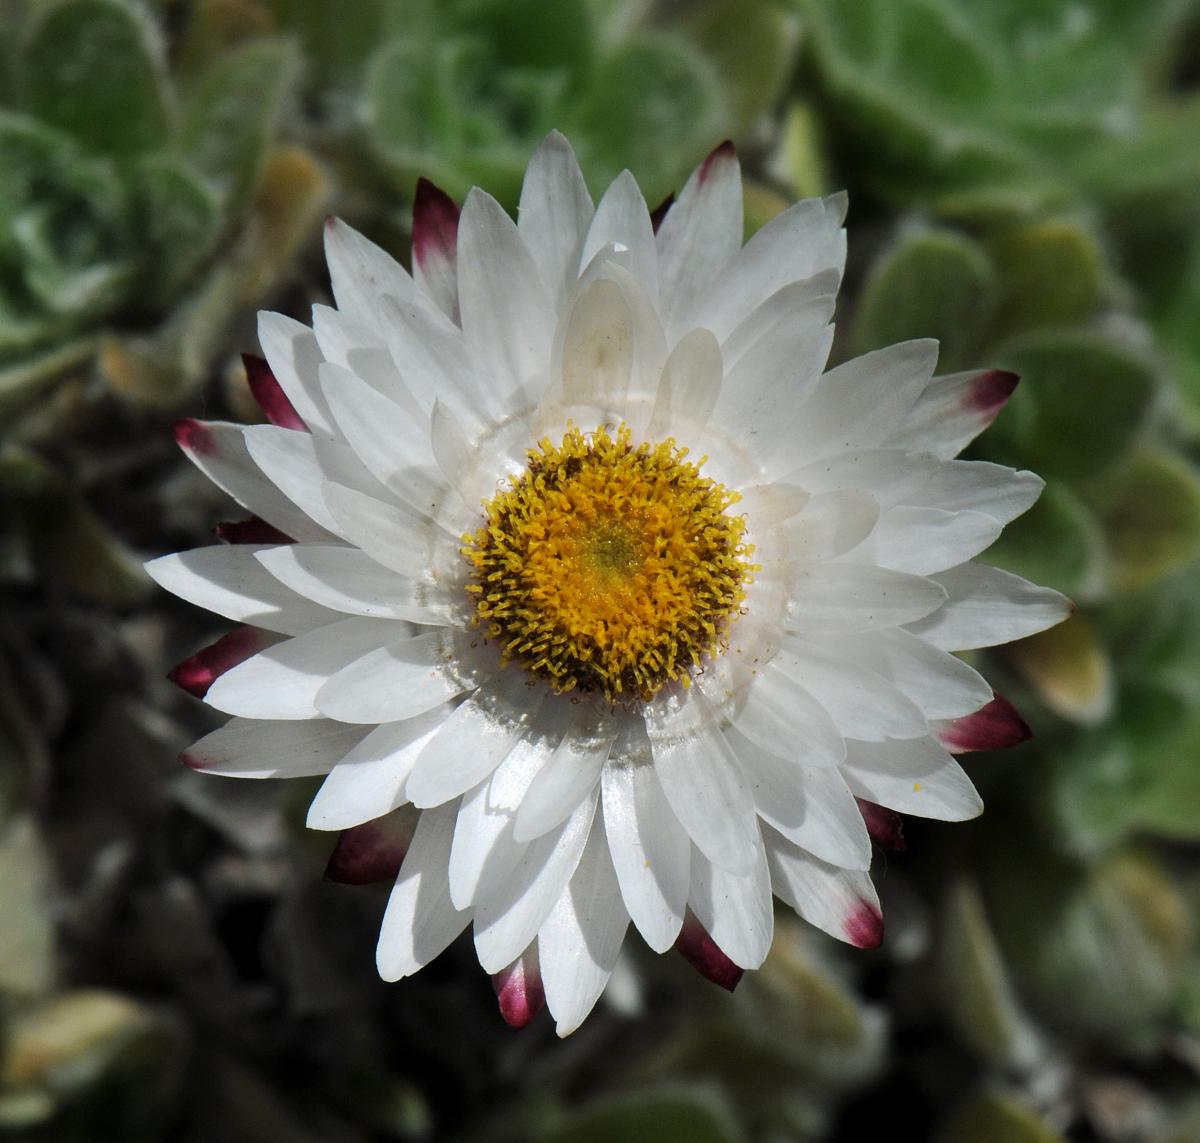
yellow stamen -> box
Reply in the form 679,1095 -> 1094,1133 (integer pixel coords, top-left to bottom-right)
463,424 -> 755,703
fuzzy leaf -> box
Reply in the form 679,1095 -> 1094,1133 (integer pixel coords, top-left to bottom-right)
22,0 -> 169,156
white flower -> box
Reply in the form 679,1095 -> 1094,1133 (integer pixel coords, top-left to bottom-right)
149,133 -> 1071,1035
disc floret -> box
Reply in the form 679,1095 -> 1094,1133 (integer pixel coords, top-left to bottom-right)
464,424 -> 755,703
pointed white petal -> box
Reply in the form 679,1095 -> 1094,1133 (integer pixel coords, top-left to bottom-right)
773,642 -> 929,742
908,563 -> 1073,651
782,489 -> 880,563
765,827 -> 883,947
377,801 -> 470,980
254,544 -> 456,624
406,674 -> 546,809
848,507 -> 1002,576
457,188 -> 554,406
560,277 -> 635,414
473,789 -> 598,973
645,690 -> 759,876
656,143 -> 743,338
411,178 -> 460,323
145,546 -> 339,635
518,131 -> 593,307
539,825 -> 629,1036
324,217 -> 424,335
173,420 -> 333,542
321,483 -> 442,583
315,630 -> 476,724
514,710 -> 613,842
205,616 -> 403,718
787,564 -> 947,633
726,728 -> 870,869
257,311 -> 335,437
889,368 -> 1019,460
581,170 -> 658,301
645,327 -> 723,443
841,736 -> 983,820
689,835 -> 774,969
184,717 -> 367,778
306,705 -> 452,829
919,461 -> 1044,525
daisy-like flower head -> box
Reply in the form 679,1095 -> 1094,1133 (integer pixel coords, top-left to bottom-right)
150,133 -> 1071,1035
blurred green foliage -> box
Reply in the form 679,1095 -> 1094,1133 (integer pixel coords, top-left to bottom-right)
2,0 -> 1200,1141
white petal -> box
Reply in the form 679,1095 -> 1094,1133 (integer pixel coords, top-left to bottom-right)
324,217 -> 425,336
841,736 -> 983,820
718,661 -> 845,767
726,728 -> 870,869
908,563 -> 1073,651
518,131 -> 594,307
773,641 -> 929,741
784,340 -> 939,464
656,143 -> 743,338
719,272 -> 841,370
689,835 -> 774,969
847,507 -> 1001,576
457,188 -> 554,406
255,544 -> 455,624
783,448 -> 937,510
889,368 -> 1018,460
306,705 -> 452,829
377,294 -> 503,432
712,295 -> 835,454
257,311 -> 335,438
765,827 -> 883,946
645,690 -> 759,876
920,461 -> 1044,525
184,717 -> 367,778
205,616 -> 403,718
645,327 -> 723,443
560,277 -> 635,415
539,825 -> 629,1037
377,801 -> 470,980
787,564 -> 947,633
692,194 -> 846,341
782,489 -> 880,563
318,362 -> 446,514
174,420 -> 333,542
312,305 -> 422,419
405,674 -> 546,809
473,789 -> 598,973
321,483 -> 442,582
601,722 -> 690,953
411,181 -> 460,323
581,170 -> 658,302
428,400 -> 476,502
448,710 -> 566,909
144,546 -> 339,636
514,710 -> 613,842
814,628 -> 992,720
315,630 -> 476,724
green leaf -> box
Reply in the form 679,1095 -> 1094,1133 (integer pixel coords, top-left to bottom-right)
1006,614 -> 1114,725
451,0 -> 594,75
544,1088 -> 740,1143
990,333 -> 1157,482
573,33 -> 730,207
981,481 -> 1105,602
685,0 -> 802,137
851,225 -> 996,367
130,155 -> 220,307
181,38 -> 299,213
985,217 -> 1108,340
22,0 -> 169,156
938,879 -> 1041,1068
939,1091 -> 1065,1143
0,817 -> 55,996
1091,449 -> 1200,593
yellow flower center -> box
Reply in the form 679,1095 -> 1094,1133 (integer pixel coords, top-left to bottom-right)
464,424 -> 755,703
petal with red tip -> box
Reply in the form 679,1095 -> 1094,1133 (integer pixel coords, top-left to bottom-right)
890,369 -> 1020,460
167,626 -> 274,699
493,948 -> 545,1029
675,915 -> 743,992
935,692 -> 1032,753
243,353 -> 308,432
325,813 -> 414,885
412,178 -> 461,323
855,798 -> 906,852
844,900 -> 884,949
